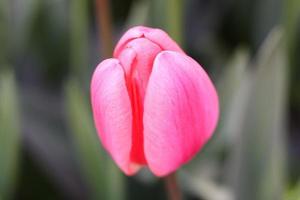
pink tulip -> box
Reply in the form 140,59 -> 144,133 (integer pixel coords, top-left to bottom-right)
91,26 -> 219,177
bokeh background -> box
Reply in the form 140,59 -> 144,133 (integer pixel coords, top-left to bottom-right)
0,0 -> 300,199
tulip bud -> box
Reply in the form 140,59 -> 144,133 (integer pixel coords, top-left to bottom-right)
91,26 -> 219,176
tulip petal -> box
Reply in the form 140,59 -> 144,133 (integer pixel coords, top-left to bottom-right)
114,26 -> 184,58
143,29 -> 184,54
114,26 -> 146,57
143,51 -> 219,176
91,58 -> 140,175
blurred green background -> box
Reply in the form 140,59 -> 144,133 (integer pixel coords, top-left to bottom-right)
0,0 -> 300,199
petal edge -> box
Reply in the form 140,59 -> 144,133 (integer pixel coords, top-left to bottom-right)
143,51 -> 219,176
91,58 -> 140,175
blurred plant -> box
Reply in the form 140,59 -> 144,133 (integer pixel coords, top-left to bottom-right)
125,0 -> 150,29
181,27 -> 288,200
10,0 -> 40,56
0,70 -> 21,200
28,1 -> 69,84
70,0 -> 89,83
226,28 -> 287,200
149,0 -> 183,44
285,180 -> 300,200
284,0 -> 300,108
0,0 -> 8,66
0,1 -> 21,198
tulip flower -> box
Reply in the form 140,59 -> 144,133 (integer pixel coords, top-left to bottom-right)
91,26 -> 219,177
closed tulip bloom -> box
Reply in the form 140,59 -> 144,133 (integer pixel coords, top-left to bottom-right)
91,26 -> 219,177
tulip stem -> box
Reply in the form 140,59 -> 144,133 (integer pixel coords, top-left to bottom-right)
95,0 -> 113,58
164,172 -> 182,200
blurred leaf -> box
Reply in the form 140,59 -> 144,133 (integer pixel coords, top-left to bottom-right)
149,0 -> 166,29
64,78 -> 125,200
217,48 -> 250,145
284,0 -> 300,107
70,0 -> 89,80
284,0 -> 300,58
11,0 -> 40,53
181,171 -> 233,200
22,108 -> 86,198
227,27 -> 288,200
0,0 -> 9,65
0,70 -> 20,199
251,0 -> 282,49
105,162 -> 126,200
165,0 -> 183,44
285,181 -> 300,200
125,0 -> 150,28
65,78 -> 105,199
149,0 -> 183,44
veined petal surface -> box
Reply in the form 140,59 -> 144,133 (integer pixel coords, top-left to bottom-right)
91,58 -> 140,175
143,51 -> 219,176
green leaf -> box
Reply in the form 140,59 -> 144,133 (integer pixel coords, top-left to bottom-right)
0,0 -> 9,65
11,0 -> 40,54
285,181 -> 300,200
284,0 -> 300,107
70,0 -> 89,80
284,0 -> 300,57
0,69 -> 20,199
125,0 -> 150,28
149,0 -> 183,45
105,162 -> 126,200
251,0 -> 282,48
165,0 -> 183,45
217,48 -> 250,145
227,27 -> 288,200
64,78 -> 125,200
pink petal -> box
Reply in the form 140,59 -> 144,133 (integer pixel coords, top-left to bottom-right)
119,38 -> 162,101
143,29 -> 184,54
114,26 -> 147,57
143,51 -> 219,176
117,38 -> 162,165
91,58 -> 140,175
113,26 -> 184,58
